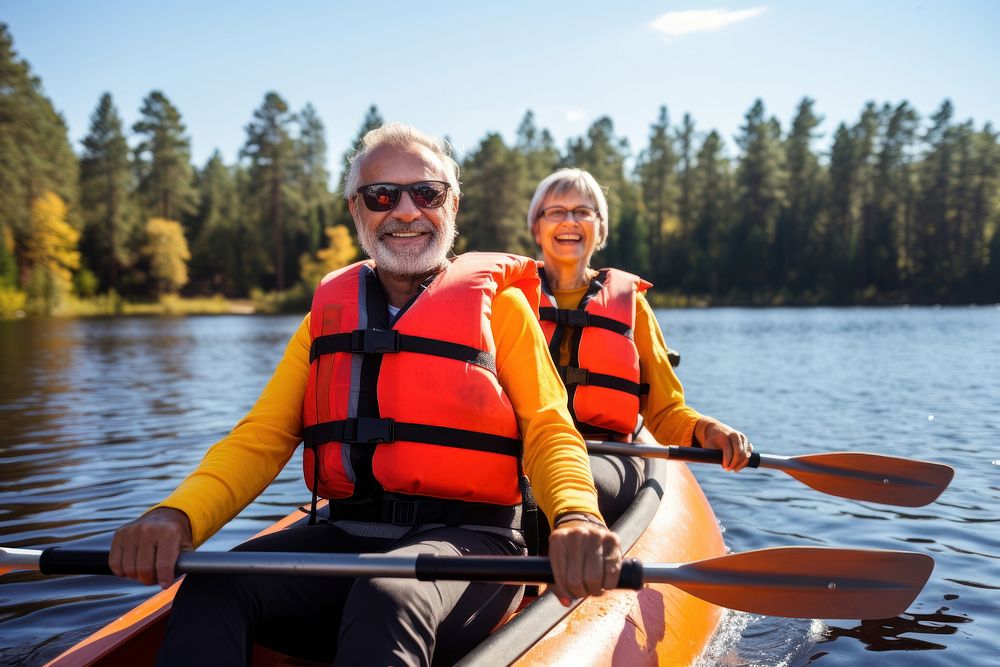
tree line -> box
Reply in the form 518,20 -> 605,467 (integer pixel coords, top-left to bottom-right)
1,24 -> 998,317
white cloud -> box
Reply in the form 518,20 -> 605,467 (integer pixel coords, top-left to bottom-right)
565,109 -> 586,122
650,6 -> 769,41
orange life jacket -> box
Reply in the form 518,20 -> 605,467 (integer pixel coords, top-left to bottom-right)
538,266 -> 651,440
301,253 -> 540,509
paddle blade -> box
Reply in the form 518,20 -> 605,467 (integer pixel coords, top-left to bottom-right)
782,452 -> 954,507
648,546 -> 933,619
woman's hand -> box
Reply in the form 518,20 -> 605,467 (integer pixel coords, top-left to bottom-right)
697,417 -> 753,471
547,515 -> 622,607
109,507 -> 193,589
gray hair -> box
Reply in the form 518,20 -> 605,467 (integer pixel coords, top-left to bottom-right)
343,122 -> 461,199
527,168 -> 609,250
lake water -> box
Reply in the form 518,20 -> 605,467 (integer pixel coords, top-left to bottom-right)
0,307 -> 997,666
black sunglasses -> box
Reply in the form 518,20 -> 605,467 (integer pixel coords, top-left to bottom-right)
356,181 -> 451,212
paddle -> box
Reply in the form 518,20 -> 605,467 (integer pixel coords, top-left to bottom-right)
586,440 -> 953,507
0,545 -> 931,620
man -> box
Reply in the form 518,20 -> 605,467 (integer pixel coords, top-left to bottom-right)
109,123 -> 622,666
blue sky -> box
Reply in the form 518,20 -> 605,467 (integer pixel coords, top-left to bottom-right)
4,1 -> 999,180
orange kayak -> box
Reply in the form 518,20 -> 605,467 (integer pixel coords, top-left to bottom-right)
47,457 -> 725,666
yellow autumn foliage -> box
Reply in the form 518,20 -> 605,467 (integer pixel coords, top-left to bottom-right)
26,192 -> 80,281
24,192 -> 80,314
143,218 -> 191,295
300,225 -> 357,287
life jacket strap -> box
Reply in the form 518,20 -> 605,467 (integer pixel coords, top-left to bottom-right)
557,365 -> 649,396
310,329 -> 497,373
329,495 -> 522,529
303,418 -> 522,457
539,307 -> 632,338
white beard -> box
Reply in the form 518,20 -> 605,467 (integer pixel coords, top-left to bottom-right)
358,214 -> 457,276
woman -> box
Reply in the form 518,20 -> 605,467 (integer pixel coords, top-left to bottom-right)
528,168 -> 752,523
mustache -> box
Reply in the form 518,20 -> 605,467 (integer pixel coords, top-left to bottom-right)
377,219 -> 437,237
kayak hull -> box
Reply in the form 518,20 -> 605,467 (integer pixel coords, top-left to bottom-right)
48,460 -> 724,666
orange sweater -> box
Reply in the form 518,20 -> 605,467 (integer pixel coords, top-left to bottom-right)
156,287 -> 601,547
549,286 -> 702,447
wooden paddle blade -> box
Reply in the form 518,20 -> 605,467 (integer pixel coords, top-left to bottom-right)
647,546 -> 934,619
780,452 -> 954,507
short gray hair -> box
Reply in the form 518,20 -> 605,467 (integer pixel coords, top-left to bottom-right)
527,168 -> 609,250
343,122 -> 461,199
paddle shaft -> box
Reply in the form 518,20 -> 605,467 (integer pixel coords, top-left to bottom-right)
1,546 -> 931,619
16,548 -> 645,586
585,440 -> 953,507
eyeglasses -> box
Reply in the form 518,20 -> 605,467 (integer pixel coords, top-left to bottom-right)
356,181 -> 451,212
539,206 -> 600,223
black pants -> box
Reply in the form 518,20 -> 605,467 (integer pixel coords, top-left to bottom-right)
590,453 -> 645,525
157,524 -> 523,667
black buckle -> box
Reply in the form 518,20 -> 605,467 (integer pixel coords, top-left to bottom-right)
558,310 -> 589,326
346,417 -> 395,444
562,366 -> 590,386
350,329 -> 400,354
390,500 -> 418,525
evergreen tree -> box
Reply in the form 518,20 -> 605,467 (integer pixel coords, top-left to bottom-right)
635,106 -> 679,283
241,92 -> 301,292
79,92 -> 135,291
688,131 -> 733,296
913,100 -> 956,298
778,97 -> 824,294
870,101 -> 919,294
565,117 -> 639,270
825,123 -> 856,300
133,91 -> 198,222
0,24 -> 78,287
731,99 -> 785,294
515,110 -> 560,186
189,152 -> 260,295
297,103 -> 334,252
459,133 -> 533,255
851,102 -> 881,295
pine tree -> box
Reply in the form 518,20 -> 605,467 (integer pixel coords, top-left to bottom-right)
565,117 -> 639,270
460,133 -> 533,255
297,103 -> 334,252
0,23 -> 78,287
636,106 -> 679,283
731,99 -> 785,295
79,92 -> 135,291
241,92 -> 301,292
778,97 -> 824,294
133,91 -> 198,222
189,152 -> 261,295
688,131 -> 733,296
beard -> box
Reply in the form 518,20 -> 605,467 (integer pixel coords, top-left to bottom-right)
358,214 -> 457,277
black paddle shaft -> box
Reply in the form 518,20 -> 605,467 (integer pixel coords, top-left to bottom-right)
668,446 -> 762,468
415,554 -> 645,589
35,549 -> 647,590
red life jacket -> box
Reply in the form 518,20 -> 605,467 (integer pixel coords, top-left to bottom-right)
538,266 -> 651,440
301,253 -> 540,508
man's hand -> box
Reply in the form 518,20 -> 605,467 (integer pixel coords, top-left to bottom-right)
109,507 -> 193,589
697,417 -> 753,471
547,516 -> 622,607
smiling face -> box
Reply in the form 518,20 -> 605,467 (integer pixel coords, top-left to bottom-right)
348,143 -> 459,277
533,188 -> 600,272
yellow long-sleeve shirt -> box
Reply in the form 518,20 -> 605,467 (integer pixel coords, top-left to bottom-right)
156,287 -> 601,547
549,286 -> 702,447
